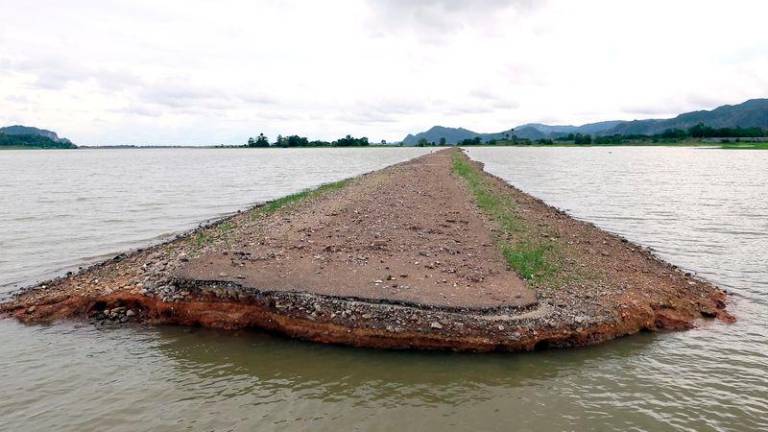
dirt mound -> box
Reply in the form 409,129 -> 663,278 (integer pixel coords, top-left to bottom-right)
1,148 -> 732,352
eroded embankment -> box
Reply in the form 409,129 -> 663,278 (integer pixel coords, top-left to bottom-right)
0,148 -> 732,352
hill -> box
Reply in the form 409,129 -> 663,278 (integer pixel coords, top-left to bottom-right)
603,99 -> 768,136
402,99 -> 768,144
0,125 -> 76,149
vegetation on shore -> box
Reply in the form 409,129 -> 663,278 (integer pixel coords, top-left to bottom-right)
246,133 -> 379,148
451,152 -> 556,281
419,123 -> 768,148
0,133 -> 77,149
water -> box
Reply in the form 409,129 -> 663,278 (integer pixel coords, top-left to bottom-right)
1,147 -> 766,431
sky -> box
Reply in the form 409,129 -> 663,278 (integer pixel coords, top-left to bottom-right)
1,0 -> 767,146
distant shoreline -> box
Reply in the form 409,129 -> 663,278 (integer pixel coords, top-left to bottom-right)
4,140 -> 767,151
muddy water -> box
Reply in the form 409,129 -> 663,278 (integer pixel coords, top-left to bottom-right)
1,147 -> 766,431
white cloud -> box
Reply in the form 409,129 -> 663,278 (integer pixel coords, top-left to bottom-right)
0,0 -> 766,145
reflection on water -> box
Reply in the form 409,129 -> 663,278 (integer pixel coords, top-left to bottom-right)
0,321 -> 658,432
1,147 -> 767,431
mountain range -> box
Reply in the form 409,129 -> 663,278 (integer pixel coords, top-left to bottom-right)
402,99 -> 768,145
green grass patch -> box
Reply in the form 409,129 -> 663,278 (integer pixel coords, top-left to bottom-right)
217,221 -> 234,234
452,152 -> 555,282
718,142 -> 768,150
193,232 -> 211,248
502,243 -> 553,280
252,178 -> 350,219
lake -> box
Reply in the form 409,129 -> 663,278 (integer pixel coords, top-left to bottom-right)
1,146 -> 766,431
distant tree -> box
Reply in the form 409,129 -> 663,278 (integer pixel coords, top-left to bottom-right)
381,139 -> 387,145
688,123 -> 712,138
275,134 -> 285,147
247,133 -> 270,147
687,123 -> 765,138
285,135 -> 309,147
457,137 -> 483,146
574,133 -> 592,145
255,133 -> 269,147
594,135 -> 623,145
308,140 -> 332,146
556,133 -> 575,142
417,138 -> 429,147
659,128 -> 688,141
334,135 -> 369,147
439,137 -> 446,146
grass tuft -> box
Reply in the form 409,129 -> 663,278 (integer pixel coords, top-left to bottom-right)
502,243 -> 552,280
193,232 -> 210,248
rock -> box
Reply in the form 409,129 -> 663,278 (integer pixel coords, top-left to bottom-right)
430,322 -> 443,329
126,309 -> 136,317
26,306 -> 36,314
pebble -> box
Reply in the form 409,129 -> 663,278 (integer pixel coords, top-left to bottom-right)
430,322 -> 443,329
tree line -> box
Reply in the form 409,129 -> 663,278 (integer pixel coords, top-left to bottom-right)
554,123 -> 768,145
246,134 -> 373,147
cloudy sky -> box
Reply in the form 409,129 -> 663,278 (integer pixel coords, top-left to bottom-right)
1,0 -> 767,146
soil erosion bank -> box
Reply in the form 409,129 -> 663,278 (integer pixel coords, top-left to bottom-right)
0,149 -> 733,351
